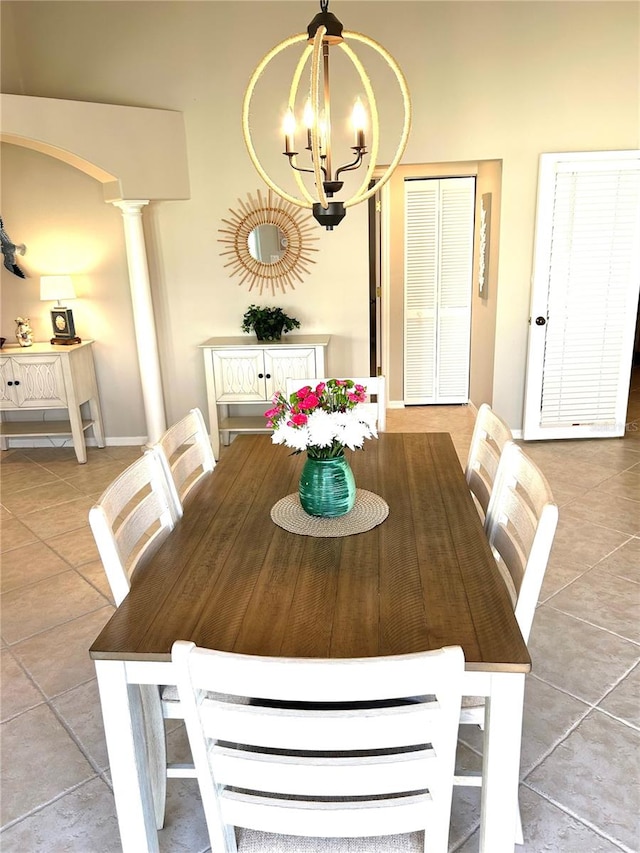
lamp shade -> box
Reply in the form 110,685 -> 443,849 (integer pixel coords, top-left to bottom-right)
40,275 -> 75,303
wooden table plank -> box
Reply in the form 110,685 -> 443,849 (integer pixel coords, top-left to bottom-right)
278,536 -> 344,658
375,434 -> 430,656
405,434 -> 482,651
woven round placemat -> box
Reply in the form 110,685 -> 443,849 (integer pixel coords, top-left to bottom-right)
271,489 -> 389,537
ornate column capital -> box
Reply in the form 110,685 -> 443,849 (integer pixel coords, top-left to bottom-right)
112,200 -> 150,217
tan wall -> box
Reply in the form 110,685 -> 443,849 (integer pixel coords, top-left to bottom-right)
470,160 -> 502,408
1,1 -> 637,436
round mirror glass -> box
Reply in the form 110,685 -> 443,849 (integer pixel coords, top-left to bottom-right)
248,224 -> 288,264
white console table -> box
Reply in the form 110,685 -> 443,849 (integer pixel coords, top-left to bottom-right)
200,335 -> 330,458
0,341 -> 106,464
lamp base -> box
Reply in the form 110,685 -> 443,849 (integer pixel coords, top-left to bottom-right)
51,337 -> 82,346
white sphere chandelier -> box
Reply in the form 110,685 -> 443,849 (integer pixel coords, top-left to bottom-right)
242,0 -> 412,230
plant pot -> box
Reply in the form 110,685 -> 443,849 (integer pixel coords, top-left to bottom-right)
298,453 -> 356,518
255,327 -> 283,342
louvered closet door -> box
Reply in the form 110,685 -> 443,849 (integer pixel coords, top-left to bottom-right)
404,177 -> 474,404
523,151 -> 640,440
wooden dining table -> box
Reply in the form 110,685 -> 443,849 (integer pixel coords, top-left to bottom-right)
90,432 -> 530,852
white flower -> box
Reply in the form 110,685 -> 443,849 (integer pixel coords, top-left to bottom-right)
271,426 -> 287,445
306,409 -> 336,447
277,422 -> 310,452
340,414 -> 372,450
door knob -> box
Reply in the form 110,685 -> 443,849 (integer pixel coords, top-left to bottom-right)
535,317 -> 546,326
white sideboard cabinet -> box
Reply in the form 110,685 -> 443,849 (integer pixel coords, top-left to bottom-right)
0,341 -> 106,463
200,335 -> 330,458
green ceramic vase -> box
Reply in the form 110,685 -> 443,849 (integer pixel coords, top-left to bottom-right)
299,453 -> 356,518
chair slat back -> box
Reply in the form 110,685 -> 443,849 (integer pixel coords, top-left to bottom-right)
485,442 -> 559,641
465,403 -> 513,518
173,642 -> 464,853
89,450 -> 179,606
285,376 -> 386,432
153,408 -> 215,513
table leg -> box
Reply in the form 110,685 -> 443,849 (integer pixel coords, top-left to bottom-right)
140,684 -> 168,830
478,671 -> 525,853
95,660 -> 159,853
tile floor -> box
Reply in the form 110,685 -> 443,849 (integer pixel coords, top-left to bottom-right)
1,374 -> 639,852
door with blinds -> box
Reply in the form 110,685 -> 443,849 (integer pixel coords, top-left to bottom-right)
404,177 -> 475,404
523,151 -> 640,440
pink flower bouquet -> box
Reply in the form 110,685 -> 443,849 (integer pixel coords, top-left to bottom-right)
265,378 -> 378,459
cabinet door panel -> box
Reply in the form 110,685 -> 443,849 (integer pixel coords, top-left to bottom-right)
264,349 -> 317,398
9,357 -> 66,408
0,359 -> 19,406
212,350 -> 266,401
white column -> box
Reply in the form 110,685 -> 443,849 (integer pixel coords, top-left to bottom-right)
113,200 -> 166,442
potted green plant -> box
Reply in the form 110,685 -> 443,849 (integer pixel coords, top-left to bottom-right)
241,305 -> 301,342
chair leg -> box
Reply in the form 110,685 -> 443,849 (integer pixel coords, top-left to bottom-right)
225,824 -> 239,852
453,776 -> 523,844
140,684 -> 168,830
516,798 -> 524,845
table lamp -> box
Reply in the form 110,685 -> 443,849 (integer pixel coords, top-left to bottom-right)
40,275 -> 81,344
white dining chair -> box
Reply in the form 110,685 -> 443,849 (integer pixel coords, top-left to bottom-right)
151,407 -> 216,515
457,440 -> 559,844
464,403 -> 513,521
285,376 -> 386,432
173,641 -> 464,853
88,450 -> 192,830
89,449 -> 181,607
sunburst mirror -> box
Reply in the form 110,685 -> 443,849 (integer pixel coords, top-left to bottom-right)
218,189 -> 319,294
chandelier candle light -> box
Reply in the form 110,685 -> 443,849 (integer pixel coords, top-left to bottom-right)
243,0 -> 411,229
266,379 -> 378,517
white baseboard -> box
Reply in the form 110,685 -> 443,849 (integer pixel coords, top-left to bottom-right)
102,437 -> 149,446
1,436 -> 148,450
388,401 -> 478,413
